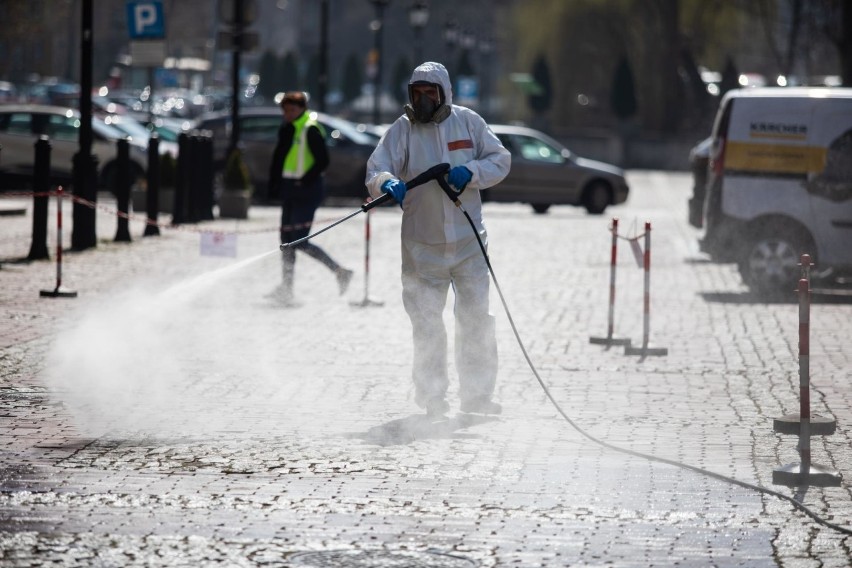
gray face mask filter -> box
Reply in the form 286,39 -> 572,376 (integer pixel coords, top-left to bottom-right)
412,96 -> 438,123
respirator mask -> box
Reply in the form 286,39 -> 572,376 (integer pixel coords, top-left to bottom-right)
404,81 -> 450,124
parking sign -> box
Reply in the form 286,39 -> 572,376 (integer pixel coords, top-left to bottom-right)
126,1 -> 165,39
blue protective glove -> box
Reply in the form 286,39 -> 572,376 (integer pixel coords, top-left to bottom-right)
381,178 -> 408,204
447,166 -> 473,193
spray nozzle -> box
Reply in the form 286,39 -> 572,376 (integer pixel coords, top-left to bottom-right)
361,163 -> 451,212
280,164 -> 453,250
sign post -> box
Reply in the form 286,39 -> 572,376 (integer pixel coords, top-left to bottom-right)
126,1 -> 166,123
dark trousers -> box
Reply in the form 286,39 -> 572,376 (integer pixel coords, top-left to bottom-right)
279,178 -> 341,293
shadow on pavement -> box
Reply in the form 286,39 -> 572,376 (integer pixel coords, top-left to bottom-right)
700,289 -> 852,305
348,413 -> 500,447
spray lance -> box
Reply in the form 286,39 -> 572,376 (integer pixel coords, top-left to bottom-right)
280,163 -> 453,250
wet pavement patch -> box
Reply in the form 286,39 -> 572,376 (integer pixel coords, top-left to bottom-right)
287,549 -> 478,567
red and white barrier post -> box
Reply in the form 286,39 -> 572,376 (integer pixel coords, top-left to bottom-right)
40,186 -> 77,298
590,217 -> 630,347
773,254 -> 840,487
350,206 -> 383,308
625,221 -> 667,356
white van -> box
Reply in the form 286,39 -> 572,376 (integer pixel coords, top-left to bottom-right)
700,87 -> 852,294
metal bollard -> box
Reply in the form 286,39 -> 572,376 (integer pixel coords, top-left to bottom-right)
144,134 -> 161,236
39,187 -> 77,298
173,132 -> 189,225
187,133 -> 202,222
114,138 -> 132,242
625,221 -> 668,356
199,132 -> 215,221
27,136 -> 51,260
71,152 -> 99,251
590,217 -> 631,347
772,254 -> 841,487
350,207 -> 384,308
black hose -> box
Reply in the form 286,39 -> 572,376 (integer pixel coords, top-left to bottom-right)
457,204 -> 852,537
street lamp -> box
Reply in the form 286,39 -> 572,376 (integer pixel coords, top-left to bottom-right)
369,0 -> 390,125
409,1 -> 429,65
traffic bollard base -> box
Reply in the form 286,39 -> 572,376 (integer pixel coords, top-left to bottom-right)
773,414 -> 837,436
350,297 -> 384,308
624,344 -> 668,356
589,336 -> 631,347
772,462 -> 842,487
40,287 -> 78,298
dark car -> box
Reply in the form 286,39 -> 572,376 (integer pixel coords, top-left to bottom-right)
193,107 -> 377,201
488,124 -> 629,214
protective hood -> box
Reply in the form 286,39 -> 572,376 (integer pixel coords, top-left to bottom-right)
405,61 -> 453,124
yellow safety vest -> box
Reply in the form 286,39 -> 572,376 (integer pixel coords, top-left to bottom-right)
282,112 -> 325,179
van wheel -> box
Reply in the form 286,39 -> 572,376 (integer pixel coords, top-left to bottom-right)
531,203 -> 551,214
582,181 -> 611,215
738,229 -> 814,297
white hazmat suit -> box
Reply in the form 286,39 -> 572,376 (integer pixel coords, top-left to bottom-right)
365,62 -> 511,413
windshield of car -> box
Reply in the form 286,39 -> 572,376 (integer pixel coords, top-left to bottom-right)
196,110 -> 377,148
103,115 -> 151,143
499,132 -> 566,164
240,115 -> 281,141
92,118 -> 129,141
316,114 -> 375,146
152,123 -> 181,142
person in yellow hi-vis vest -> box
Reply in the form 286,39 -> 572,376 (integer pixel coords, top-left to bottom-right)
268,91 -> 353,305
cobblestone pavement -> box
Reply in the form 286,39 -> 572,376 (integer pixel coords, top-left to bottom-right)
1,171 -> 851,567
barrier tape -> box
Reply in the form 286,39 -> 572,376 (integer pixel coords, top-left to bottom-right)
608,220 -> 647,269
1,189 -> 346,237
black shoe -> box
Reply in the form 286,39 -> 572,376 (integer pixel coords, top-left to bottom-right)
337,268 -> 354,295
460,397 -> 502,415
425,397 -> 450,418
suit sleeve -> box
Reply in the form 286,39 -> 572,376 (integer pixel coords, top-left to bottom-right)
462,111 -> 511,190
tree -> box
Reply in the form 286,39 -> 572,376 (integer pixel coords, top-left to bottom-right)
258,50 -> 280,99
528,53 -> 552,114
279,52 -> 299,92
305,53 -> 320,101
811,0 -> 852,85
391,57 -> 411,104
719,55 -> 740,96
456,49 -> 475,77
610,56 -> 638,121
341,53 -> 362,104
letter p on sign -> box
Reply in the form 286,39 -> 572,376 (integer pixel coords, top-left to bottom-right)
126,1 -> 165,39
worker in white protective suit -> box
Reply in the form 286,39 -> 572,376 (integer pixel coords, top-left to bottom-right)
365,62 -> 511,418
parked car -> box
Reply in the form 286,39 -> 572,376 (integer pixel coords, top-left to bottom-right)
0,104 -> 148,190
192,107 -> 378,200
487,124 -> 629,214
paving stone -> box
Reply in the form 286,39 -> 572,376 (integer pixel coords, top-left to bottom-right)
1,178 -> 852,565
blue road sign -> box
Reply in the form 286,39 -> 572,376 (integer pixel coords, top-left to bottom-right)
126,1 -> 165,39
